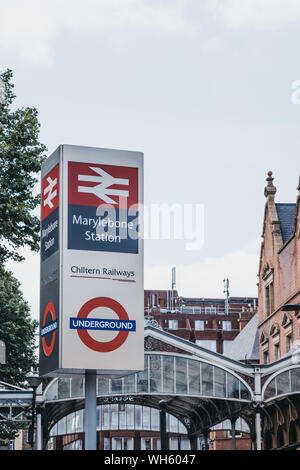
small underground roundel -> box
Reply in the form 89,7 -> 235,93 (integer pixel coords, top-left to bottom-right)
41,302 -> 57,357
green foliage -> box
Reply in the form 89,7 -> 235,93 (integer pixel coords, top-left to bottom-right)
0,69 -> 44,442
0,267 -> 38,386
0,267 -> 37,440
0,68 -> 47,263
0,421 -> 27,442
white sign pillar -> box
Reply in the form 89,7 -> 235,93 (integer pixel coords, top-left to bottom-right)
39,145 -> 144,376
39,145 -> 144,450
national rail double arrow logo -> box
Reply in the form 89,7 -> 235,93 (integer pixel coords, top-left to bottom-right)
78,166 -> 129,205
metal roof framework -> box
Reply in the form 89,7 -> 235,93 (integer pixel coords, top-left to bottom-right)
0,382 -> 33,424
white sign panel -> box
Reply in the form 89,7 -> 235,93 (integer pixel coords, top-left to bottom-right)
39,145 -> 144,376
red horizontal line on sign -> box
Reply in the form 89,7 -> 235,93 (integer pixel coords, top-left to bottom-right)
70,275 -> 135,283
71,275 -> 108,280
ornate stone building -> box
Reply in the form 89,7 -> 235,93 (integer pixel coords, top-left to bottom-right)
257,171 -> 300,449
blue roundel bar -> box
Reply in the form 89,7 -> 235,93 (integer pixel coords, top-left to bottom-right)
40,321 -> 58,337
70,318 -> 136,332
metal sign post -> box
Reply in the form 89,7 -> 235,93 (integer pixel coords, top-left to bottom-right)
159,400 -> 167,450
85,370 -> 97,450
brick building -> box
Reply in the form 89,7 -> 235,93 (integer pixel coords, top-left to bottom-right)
144,289 -> 257,356
258,171 -> 300,364
257,171 -> 300,449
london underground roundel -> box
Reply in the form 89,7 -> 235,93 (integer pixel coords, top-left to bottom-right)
41,302 -> 57,357
71,297 -> 135,353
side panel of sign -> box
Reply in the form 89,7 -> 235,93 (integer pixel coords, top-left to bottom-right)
39,150 -> 61,376
60,145 -> 144,372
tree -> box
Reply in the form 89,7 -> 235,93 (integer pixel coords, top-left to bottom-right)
0,68 -> 46,263
0,268 -> 38,385
0,267 -> 38,440
0,69 -> 45,440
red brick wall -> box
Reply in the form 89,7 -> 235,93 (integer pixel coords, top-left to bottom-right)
258,192 -> 300,364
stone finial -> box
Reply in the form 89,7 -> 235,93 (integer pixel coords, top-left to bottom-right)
264,171 -> 277,198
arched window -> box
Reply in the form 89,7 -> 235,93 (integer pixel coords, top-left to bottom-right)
264,429 -> 273,450
276,425 -> 285,449
270,324 -> 280,336
289,420 -> 298,445
270,324 -> 280,360
282,312 -> 293,328
260,332 -> 269,364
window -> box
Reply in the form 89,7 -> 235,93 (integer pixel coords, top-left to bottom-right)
102,405 -> 110,429
141,438 -> 161,451
58,378 -> 70,399
214,367 -> 226,397
263,351 -> 269,364
111,378 -> 123,394
205,307 -> 216,315
150,355 -> 162,392
274,343 -> 280,360
71,377 -> 83,398
181,307 -> 201,314
265,285 -> 270,316
169,414 -> 179,433
265,282 -> 274,317
227,430 -> 242,439
277,426 -> 284,448
194,320 -> 204,331
112,437 -> 134,450
111,404 -> 118,429
180,438 -> 191,450
142,406 -> 151,429
286,335 -> 293,354
168,319 -> 178,330
163,356 -> 174,393
151,407 -> 159,431
57,417 -> 66,435
135,405 -> 142,430
119,404 -> 126,429
169,438 -> 179,450
175,357 -> 187,393
126,405 -> 135,429
75,410 -> 83,432
104,438 -> 110,450
66,412 -> 76,434
141,437 -> 152,451
196,339 -> 216,352
188,360 -> 201,394
222,321 -> 232,331
63,439 -> 83,450
197,437 -> 208,450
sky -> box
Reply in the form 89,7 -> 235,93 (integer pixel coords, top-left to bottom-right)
1,0 -> 300,321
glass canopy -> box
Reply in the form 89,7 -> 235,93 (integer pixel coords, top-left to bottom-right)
49,404 -> 188,436
264,367 -> 300,400
45,354 -> 251,402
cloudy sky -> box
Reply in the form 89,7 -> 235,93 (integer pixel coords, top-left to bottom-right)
2,0 -> 300,320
